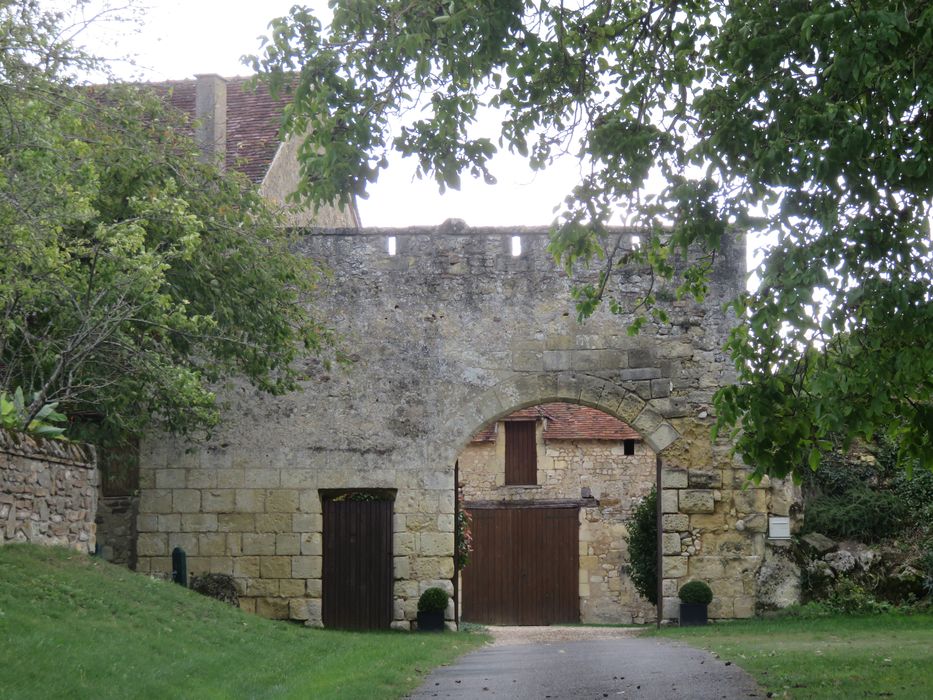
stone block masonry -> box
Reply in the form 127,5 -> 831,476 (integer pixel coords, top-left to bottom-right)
1,429 -> 97,552
134,225 -> 788,626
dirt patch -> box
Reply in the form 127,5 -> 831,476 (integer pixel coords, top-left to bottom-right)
486,625 -> 645,646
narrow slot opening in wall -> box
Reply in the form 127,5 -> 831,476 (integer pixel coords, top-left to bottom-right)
511,235 -> 522,256
387,236 -> 397,256
631,235 -> 641,248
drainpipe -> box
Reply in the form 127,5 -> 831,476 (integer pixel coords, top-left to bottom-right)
656,454 -> 663,630
454,460 -> 460,630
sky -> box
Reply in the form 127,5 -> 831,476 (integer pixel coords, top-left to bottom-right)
72,0 -> 587,228
67,0 -> 766,278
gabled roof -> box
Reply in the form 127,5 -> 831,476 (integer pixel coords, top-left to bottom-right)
471,402 -> 641,442
146,76 -> 288,184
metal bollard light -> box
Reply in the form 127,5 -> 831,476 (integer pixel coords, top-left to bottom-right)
171,547 -> 188,587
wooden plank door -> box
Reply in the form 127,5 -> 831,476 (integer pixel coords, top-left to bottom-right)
322,498 -> 393,630
462,507 -> 579,625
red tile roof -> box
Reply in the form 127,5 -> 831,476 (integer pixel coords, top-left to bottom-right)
146,76 -> 288,184
471,403 -> 640,442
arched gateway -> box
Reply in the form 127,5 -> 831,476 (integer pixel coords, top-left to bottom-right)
134,225 -> 799,628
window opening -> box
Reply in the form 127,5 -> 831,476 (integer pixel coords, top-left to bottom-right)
387,236 -> 397,256
511,235 -> 522,256
623,439 -> 636,456
505,420 -> 537,485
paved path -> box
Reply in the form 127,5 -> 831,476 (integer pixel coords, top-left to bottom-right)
408,627 -> 762,700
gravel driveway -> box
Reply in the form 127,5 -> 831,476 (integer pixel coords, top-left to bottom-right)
408,626 -> 763,699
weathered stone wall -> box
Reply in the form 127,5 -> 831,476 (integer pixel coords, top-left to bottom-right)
0,429 -> 97,552
136,225 -> 775,626
459,428 -> 657,623
260,136 -> 360,228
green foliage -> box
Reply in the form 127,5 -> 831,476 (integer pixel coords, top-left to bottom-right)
800,450 -> 881,498
892,469 -> 933,531
803,487 -> 906,543
0,2 -> 333,443
455,507 -> 473,569
625,487 -> 657,605
253,0 -> 933,479
678,580 -> 713,605
0,387 -> 68,439
822,579 -> 893,615
802,441 -> 933,543
417,586 -> 449,613
920,549 -> 933,596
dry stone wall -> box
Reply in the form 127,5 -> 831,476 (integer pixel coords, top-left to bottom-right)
1,429 -> 97,552
135,224 -> 785,626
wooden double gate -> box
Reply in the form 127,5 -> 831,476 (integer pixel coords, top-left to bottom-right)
462,506 -> 580,625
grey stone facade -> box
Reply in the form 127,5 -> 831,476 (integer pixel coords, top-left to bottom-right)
135,225 -> 795,626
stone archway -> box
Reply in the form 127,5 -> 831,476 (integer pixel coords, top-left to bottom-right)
454,398 -> 659,625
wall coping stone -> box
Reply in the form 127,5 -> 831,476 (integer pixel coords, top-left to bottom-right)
0,428 -> 95,467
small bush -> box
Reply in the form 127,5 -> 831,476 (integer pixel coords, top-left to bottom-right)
189,573 -> 239,607
893,469 -> 933,532
625,488 -> 657,604
823,579 -> 892,614
678,580 -> 713,605
803,486 -> 906,542
801,451 -> 879,497
920,549 -> 933,596
418,587 -> 449,613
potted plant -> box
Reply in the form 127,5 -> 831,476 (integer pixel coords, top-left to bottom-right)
416,587 -> 449,632
678,580 -> 713,626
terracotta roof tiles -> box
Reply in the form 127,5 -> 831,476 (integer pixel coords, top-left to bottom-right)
145,76 -> 288,184
471,402 -> 640,443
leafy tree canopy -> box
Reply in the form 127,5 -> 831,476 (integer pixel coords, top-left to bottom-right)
252,0 -> 932,478
1,1 -> 332,445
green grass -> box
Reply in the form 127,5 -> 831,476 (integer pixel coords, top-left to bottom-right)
654,611 -> 933,698
0,545 -> 487,699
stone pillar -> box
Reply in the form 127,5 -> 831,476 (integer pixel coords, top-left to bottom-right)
194,73 -> 227,168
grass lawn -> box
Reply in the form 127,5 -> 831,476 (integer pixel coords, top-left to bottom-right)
0,545 -> 487,699
655,611 -> 933,699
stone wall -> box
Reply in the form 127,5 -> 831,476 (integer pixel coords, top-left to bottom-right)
659,468 -> 802,617
135,225 -> 778,626
0,429 -> 97,552
95,496 -> 138,566
459,427 -> 657,623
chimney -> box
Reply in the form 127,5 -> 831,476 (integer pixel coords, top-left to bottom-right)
194,74 -> 227,169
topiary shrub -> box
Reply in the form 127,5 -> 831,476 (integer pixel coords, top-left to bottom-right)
678,580 -> 713,605
625,487 -> 657,604
417,587 -> 449,613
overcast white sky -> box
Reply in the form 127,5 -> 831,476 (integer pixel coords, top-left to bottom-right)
67,0 -> 766,281
72,0 -> 585,228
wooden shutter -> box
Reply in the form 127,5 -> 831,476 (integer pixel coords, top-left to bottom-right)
505,420 -> 537,485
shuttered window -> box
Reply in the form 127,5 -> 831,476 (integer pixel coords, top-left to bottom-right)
505,420 -> 537,485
